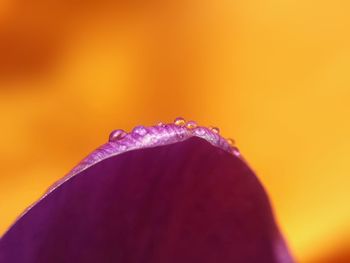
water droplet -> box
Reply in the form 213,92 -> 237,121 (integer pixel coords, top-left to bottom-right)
186,120 -> 198,130
109,129 -> 127,142
157,122 -> 165,127
232,146 -> 240,156
174,117 -> 186,126
193,127 -> 206,136
209,126 -> 220,134
132,126 -> 148,136
226,138 -> 235,146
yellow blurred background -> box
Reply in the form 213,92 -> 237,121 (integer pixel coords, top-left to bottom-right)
0,0 -> 349,262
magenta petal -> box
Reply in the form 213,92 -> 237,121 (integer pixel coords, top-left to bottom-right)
0,137 -> 293,263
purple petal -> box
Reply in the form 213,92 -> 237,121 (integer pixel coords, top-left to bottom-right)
0,122 -> 293,263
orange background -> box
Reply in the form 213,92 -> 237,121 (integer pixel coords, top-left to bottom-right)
0,1 -> 349,262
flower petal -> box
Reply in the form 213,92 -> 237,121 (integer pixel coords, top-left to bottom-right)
0,133 -> 293,262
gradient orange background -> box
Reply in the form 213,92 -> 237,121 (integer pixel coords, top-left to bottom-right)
1,1 -> 349,262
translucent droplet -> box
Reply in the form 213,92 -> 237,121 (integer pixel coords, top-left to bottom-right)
109,129 -> 127,142
157,122 -> 165,127
193,127 -> 206,136
209,126 -> 220,134
132,126 -> 148,136
226,138 -> 235,146
174,117 -> 186,126
186,120 -> 198,130
232,146 -> 240,156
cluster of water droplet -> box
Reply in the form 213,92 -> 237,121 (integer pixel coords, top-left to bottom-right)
45,118 -> 240,207
108,117 -> 239,156
66,117 -> 241,187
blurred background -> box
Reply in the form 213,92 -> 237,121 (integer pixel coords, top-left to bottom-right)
0,0 -> 349,262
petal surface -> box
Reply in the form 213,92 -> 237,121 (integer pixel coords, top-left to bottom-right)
0,137 -> 293,263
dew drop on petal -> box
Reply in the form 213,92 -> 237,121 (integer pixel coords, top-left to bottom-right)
209,126 -> 220,134
193,127 -> 206,136
132,126 -> 149,136
174,117 -> 186,126
186,120 -> 198,130
109,129 -> 127,142
226,138 -> 235,146
232,146 -> 240,156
